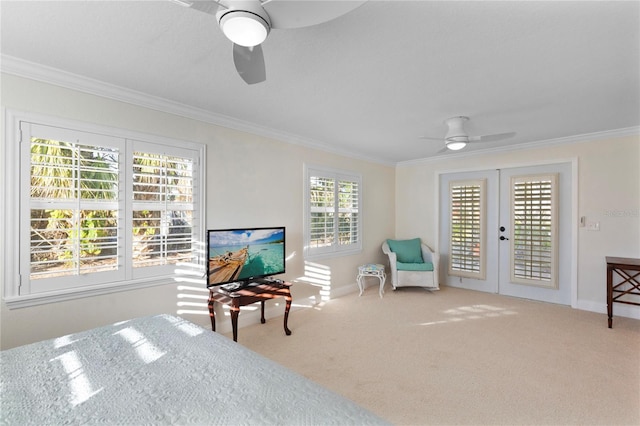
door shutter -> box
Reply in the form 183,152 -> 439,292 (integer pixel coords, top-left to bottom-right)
510,174 -> 558,288
449,179 -> 486,279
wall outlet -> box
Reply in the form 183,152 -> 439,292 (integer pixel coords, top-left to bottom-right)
586,221 -> 600,231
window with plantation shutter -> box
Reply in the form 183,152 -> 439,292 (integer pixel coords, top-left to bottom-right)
511,174 -> 558,287
337,180 -> 359,246
304,165 -> 361,258
29,138 -> 120,281
309,176 -> 335,249
449,179 -> 486,279
8,116 -> 205,305
132,150 -> 195,270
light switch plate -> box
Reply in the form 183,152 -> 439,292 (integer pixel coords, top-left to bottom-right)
586,221 -> 600,231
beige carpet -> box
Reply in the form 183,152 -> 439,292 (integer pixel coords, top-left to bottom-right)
225,285 -> 640,425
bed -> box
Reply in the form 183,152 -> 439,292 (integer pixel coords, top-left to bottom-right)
0,314 -> 388,425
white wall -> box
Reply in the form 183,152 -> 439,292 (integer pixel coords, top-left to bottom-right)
396,135 -> 640,316
0,74 -> 395,349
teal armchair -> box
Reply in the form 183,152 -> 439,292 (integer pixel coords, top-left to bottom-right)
382,238 -> 439,290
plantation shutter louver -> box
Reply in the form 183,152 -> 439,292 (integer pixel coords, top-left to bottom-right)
338,180 -> 359,246
132,152 -> 195,268
309,177 -> 335,249
30,138 -> 120,280
449,180 -> 486,279
511,174 -> 558,287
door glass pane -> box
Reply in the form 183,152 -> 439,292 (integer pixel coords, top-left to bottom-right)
511,174 -> 558,288
449,179 -> 486,279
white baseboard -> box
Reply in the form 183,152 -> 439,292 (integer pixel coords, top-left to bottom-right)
576,299 -> 640,320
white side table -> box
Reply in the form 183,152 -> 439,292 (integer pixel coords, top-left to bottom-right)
357,264 -> 386,298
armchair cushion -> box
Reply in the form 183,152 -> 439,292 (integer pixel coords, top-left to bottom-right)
397,261 -> 434,271
386,238 -> 423,263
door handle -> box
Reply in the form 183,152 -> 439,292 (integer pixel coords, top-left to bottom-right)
500,235 -> 509,241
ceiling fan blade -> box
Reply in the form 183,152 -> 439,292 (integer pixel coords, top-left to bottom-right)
469,132 -> 517,143
437,147 -> 450,154
262,0 -> 366,29
419,136 -> 443,142
233,43 -> 266,84
173,0 -> 224,14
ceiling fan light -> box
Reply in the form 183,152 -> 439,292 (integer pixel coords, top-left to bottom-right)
446,140 -> 467,151
219,11 -> 270,47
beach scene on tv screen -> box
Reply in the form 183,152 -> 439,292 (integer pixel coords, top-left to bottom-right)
208,229 -> 285,284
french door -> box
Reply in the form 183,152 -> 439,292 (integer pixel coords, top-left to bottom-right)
439,163 -> 572,305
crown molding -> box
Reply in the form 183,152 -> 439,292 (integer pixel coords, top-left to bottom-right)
397,126 -> 640,167
0,55 -> 394,167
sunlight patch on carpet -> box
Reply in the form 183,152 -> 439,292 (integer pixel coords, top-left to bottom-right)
419,304 -> 518,326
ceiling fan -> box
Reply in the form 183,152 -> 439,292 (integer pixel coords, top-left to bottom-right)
173,0 -> 366,84
421,116 -> 516,152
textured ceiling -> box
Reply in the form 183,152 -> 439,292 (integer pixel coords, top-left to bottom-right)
1,0 -> 639,164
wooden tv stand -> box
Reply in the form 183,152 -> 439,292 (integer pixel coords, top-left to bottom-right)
207,281 -> 292,342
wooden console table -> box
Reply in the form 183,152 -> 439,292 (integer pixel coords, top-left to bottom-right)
208,281 -> 292,342
606,257 -> 640,328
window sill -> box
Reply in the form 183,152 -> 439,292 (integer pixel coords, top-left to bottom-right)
3,276 -> 179,309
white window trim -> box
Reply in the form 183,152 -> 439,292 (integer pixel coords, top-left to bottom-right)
303,164 -> 362,260
2,109 -> 206,309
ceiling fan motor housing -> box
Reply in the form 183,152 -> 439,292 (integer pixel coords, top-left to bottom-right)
444,116 -> 470,142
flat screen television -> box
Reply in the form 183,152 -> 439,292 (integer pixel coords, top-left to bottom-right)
206,227 -> 285,288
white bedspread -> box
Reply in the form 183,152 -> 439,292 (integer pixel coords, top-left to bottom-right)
0,314 -> 387,425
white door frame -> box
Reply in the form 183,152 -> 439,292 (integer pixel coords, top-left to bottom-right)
435,157 -> 579,308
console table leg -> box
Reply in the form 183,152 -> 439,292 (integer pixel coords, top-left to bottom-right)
284,295 -> 292,336
607,265 -> 613,328
230,304 -> 240,342
208,293 -> 216,332
260,301 -> 266,324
